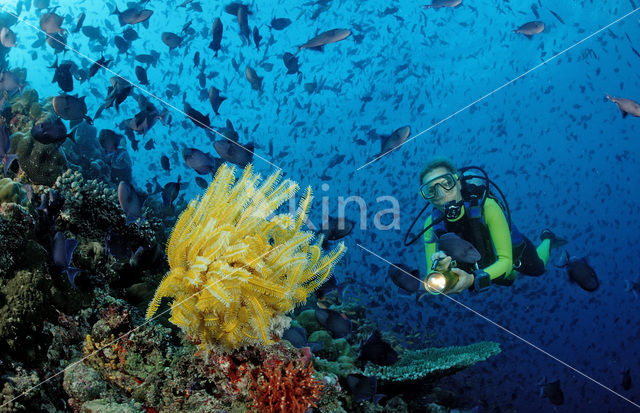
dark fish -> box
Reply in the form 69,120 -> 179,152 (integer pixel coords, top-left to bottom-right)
213,140 -> 254,167
0,125 -> 17,176
208,86 -> 226,115
39,12 -> 65,35
46,32 -> 67,53
422,0 -> 462,9
118,181 -> 145,225
282,326 -> 323,352
160,155 -> 170,171
72,12 -> 86,33
184,102 -> 211,129
622,369 -> 632,390
282,52 -> 301,75
606,94 -> 640,118
112,6 -> 153,26
298,28 -> 352,51
82,26 -> 104,42
538,377 -> 564,405
182,147 -> 222,175
245,66 -> 263,93
252,26 -> 262,50
224,2 -> 250,16
315,308 -> 352,338
105,76 -> 133,111
531,4 -> 539,18
99,129 -> 123,153
315,274 -> 352,303
548,9 -> 564,24
122,27 -> 139,42
374,125 -> 411,157
144,138 -> 155,150
220,119 -> 239,141
557,251 -> 599,292
88,55 -> 111,79
209,18 -> 223,56
135,51 -> 160,67
269,17 -> 291,30
161,32 -> 183,50
388,263 -> 421,294
193,51 -> 200,68
53,232 -> 81,288
320,216 -> 354,240
358,330 -> 398,366
51,58 -> 74,92
160,176 -> 181,207
135,66 -> 149,85
514,21 -> 545,38
195,176 -> 208,189
114,35 -> 131,55
31,116 -> 76,145
0,27 -> 17,48
437,232 -> 481,264
237,7 -> 251,45
0,71 -> 24,95
345,374 -> 384,403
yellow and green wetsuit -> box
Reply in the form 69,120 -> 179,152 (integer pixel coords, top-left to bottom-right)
424,198 -> 551,284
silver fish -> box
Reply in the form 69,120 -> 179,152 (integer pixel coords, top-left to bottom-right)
298,28 -> 351,51
514,21 -> 545,38
422,0 -> 462,9
606,94 -> 640,118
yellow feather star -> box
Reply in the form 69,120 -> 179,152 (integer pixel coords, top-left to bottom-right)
146,163 -> 346,351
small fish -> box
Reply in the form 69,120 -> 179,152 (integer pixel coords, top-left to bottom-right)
135,66 -> 149,85
213,140 -> 254,167
606,94 -> 640,118
298,28 -> 351,51
319,216 -> 354,240
195,176 -> 208,189
437,232 -> 481,264
282,326 -> 323,352
118,181 -> 145,225
52,95 -> 92,123
557,251 -> 599,292
0,125 -> 17,176
245,66 -> 263,93
98,129 -> 123,153
122,27 -> 139,42
182,147 -> 222,175
31,116 -> 76,145
52,232 -> 81,288
51,59 -> 75,92
0,27 -> 17,48
144,138 -> 155,150
422,0 -> 462,9
237,7 -> 251,45
374,125 -> 411,157
112,6 -> 153,26
209,18 -> 223,56
161,32 -> 183,50
160,175 -> 181,207
39,12 -> 66,35
208,86 -> 227,115
193,51 -> 200,68
548,9 -> 565,24
269,17 -> 291,30
315,307 -> 352,338
538,377 -> 564,405
184,102 -> 211,129
88,55 -> 111,79
72,12 -> 86,33
160,155 -> 170,171
388,263 -> 421,294
282,52 -> 301,75
358,330 -> 398,366
252,26 -> 262,50
514,21 -> 545,38
345,374 -> 384,403
624,277 -> 640,299
135,51 -> 161,67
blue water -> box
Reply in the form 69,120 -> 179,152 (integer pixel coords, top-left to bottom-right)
2,0 -> 640,411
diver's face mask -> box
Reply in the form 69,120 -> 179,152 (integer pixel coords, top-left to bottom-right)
420,173 -> 459,201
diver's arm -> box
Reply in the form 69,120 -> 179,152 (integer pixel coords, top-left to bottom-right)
424,215 -> 437,270
482,198 -> 513,279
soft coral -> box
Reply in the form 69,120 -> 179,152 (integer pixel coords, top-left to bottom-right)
250,357 -> 323,413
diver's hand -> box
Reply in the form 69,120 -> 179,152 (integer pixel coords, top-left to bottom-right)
431,251 -> 451,272
446,268 -> 474,294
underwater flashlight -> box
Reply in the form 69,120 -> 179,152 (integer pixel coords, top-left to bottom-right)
424,259 -> 459,295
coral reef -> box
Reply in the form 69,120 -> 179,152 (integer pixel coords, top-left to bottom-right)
146,163 -> 346,351
10,130 -> 68,186
0,178 -> 28,206
364,341 -> 502,382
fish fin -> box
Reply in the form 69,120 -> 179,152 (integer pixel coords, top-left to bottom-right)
142,19 -> 149,29
67,267 -> 81,288
2,154 -> 18,176
525,34 -> 532,39
622,111 -> 628,118
64,238 -> 78,266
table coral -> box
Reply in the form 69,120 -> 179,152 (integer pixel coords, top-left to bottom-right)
146,163 -> 346,352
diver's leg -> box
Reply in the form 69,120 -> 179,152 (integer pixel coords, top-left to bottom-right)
514,237 -> 546,276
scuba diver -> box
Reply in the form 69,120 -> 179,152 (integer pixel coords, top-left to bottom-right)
404,158 -> 567,295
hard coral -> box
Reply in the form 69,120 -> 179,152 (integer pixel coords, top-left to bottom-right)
250,357 -> 323,413
146,164 -> 345,352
